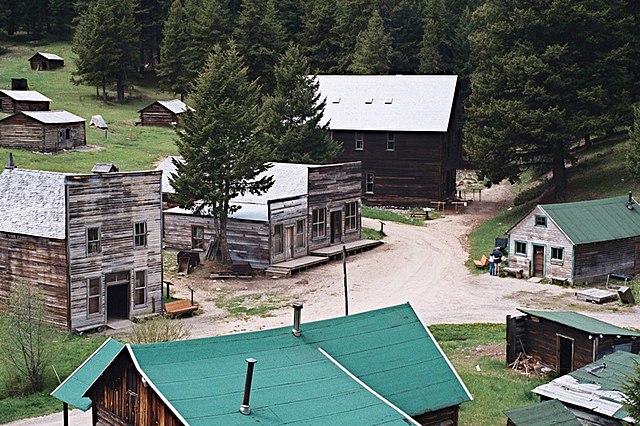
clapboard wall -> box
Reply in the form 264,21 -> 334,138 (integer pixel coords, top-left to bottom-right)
0,114 -> 85,152
139,103 -> 179,126
574,238 -> 640,283
0,94 -> 49,113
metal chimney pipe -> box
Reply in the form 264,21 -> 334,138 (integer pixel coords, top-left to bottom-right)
292,303 -> 303,337
628,191 -> 634,210
239,358 -> 257,415
5,152 -> 15,170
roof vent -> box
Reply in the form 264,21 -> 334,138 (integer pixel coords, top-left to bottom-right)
91,163 -> 118,173
5,152 -> 15,170
384,97 -> 393,104
239,358 -> 257,415
332,97 -> 341,104
627,191 -> 634,210
365,97 -> 374,104
292,303 -> 303,337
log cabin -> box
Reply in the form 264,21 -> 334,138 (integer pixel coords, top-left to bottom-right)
0,160 -> 163,331
138,99 -> 193,126
28,52 -> 65,70
0,89 -> 51,113
506,309 -> 640,375
315,75 -> 461,206
52,303 -> 472,425
507,193 -> 640,283
0,110 -> 86,152
160,159 -> 363,269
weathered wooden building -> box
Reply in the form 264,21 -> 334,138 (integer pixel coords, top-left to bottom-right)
0,110 -> 86,152
0,161 -> 163,331
533,351 -> 639,425
52,303 -> 472,425
507,194 -> 640,283
506,309 -> 640,375
138,99 -> 193,126
315,75 -> 461,206
160,160 -> 363,269
0,89 -> 51,113
29,52 -> 65,70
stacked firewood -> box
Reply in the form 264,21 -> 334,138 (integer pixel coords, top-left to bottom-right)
508,352 -> 545,375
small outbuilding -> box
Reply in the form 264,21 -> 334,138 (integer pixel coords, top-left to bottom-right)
29,52 -> 65,70
506,309 -> 640,375
0,89 -> 51,113
138,99 -> 193,126
0,110 -> 85,152
504,400 -> 581,426
507,193 -> 640,283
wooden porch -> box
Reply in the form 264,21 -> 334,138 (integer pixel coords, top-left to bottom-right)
310,239 -> 383,259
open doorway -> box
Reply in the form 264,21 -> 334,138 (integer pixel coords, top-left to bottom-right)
557,334 -> 574,375
106,271 -> 130,320
330,211 -> 342,244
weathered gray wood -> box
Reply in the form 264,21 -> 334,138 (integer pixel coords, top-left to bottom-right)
139,104 -> 179,126
0,114 -> 85,152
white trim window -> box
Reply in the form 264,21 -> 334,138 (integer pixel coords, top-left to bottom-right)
365,173 -> 375,194
312,209 -> 326,238
345,202 -> 358,231
386,132 -> 395,151
134,221 -> 147,248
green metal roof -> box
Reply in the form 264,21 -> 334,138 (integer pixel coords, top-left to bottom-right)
540,195 -> 640,244
518,309 -> 640,337
51,338 -> 124,411
504,400 -> 581,426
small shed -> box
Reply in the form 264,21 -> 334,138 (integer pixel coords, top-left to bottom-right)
506,309 -> 640,375
138,99 -> 193,126
0,90 -> 51,113
507,193 -> 640,283
29,52 -> 64,70
504,400 -> 581,426
533,351 -> 639,425
0,110 -> 86,152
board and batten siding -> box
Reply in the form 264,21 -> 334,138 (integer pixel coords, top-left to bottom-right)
269,196 -> 308,264
66,171 -> 163,331
0,232 -> 69,329
508,206 -> 574,281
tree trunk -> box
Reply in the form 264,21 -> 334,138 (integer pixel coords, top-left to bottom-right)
96,86 -> 99,98
116,77 -> 125,103
552,140 -> 567,201
219,215 -> 232,263
102,76 -> 107,102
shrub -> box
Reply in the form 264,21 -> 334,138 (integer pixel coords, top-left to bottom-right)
127,317 -> 191,344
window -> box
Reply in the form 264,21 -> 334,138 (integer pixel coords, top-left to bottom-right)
134,271 -> 146,306
134,222 -> 147,248
345,202 -> 358,231
365,173 -> 375,194
274,225 -> 283,254
295,220 -> 305,248
515,241 -> 527,256
386,132 -> 395,151
191,225 -> 204,250
551,247 -> 564,261
87,277 -> 101,315
355,132 -> 364,150
312,209 -> 326,238
87,227 -> 101,254
535,215 -> 547,227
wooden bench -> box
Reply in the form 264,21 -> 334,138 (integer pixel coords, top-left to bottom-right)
503,267 -> 524,279
164,300 -> 198,318
549,276 -> 569,285
474,255 -> 489,268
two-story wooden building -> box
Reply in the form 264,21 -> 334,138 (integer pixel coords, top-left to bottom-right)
161,159 -> 362,269
0,110 -> 86,152
315,75 -> 461,206
0,89 -> 51,113
0,159 -> 163,331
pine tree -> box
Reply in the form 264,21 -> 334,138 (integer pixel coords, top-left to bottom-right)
186,0 -> 231,77
299,1 -> 339,73
170,42 -> 274,262
331,0 -> 373,73
626,105 -> 640,179
135,0 -> 171,67
349,10 -> 393,74
624,361 -> 640,422
48,0 -> 75,39
262,44 -> 340,164
111,0 -> 139,102
156,0 -> 193,100
417,17 -> 444,74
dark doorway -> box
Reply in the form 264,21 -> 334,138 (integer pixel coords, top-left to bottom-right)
557,335 -> 574,375
330,211 -> 342,244
106,271 -> 130,320
533,245 -> 544,277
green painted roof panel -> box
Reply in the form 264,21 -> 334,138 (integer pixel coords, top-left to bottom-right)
504,400 -> 581,426
541,195 -> 640,244
518,309 -> 640,336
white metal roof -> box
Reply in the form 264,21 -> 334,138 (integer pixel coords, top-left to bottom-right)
0,168 -> 68,239
0,90 -> 52,102
36,52 -> 64,61
314,75 -> 458,132
157,99 -> 194,114
21,110 -> 85,124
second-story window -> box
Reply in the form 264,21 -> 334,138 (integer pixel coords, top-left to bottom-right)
387,132 -> 395,151
87,227 -> 101,254
134,222 -> 147,248
355,132 -> 364,150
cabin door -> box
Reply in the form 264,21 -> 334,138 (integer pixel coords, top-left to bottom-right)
106,271 -> 131,320
330,211 -> 342,244
557,334 -> 574,374
532,245 -> 544,277
58,128 -> 71,150
285,226 -> 295,259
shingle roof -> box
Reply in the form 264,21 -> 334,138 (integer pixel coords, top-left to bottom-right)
0,168 -> 68,239
315,75 -> 457,131
32,52 -> 64,61
20,110 -> 85,124
0,89 -> 52,102
518,309 -> 640,337
533,351 -> 639,422
540,195 -> 640,244
504,400 -> 581,426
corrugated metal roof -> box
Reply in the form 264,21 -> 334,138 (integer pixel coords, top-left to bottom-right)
51,338 -> 124,411
533,351 -> 640,421
518,309 -> 640,337
540,195 -> 640,244
156,99 -> 194,114
504,400 -> 581,426
20,110 -> 85,124
0,168 -> 68,239
0,90 -> 51,102
35,52 -> 64,61
315,75 -> 457,131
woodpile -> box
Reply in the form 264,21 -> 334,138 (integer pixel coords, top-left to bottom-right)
508,352 -> 553,376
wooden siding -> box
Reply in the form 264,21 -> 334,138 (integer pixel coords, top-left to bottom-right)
0,94 -> 49,113
30,57 -> 64,70
89,351 -> 183,426
0,114 -> 85,152
508,206 -> 574,281
0,232 -> 69,329
269,197 -> 308,264
413,405 -> 460,426
573,237 -> 640,283
66,171 -> 163,331
139,104 -> 179,126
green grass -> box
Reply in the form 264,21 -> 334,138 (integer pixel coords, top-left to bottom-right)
362,227 -> 384,240
361,205 -> 427,226
0,316 -> 106,423
214,291 -> 289,318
